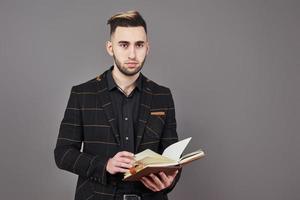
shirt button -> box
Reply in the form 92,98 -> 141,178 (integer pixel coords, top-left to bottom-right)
124,117 -> 128,121
125,137 -> 129,140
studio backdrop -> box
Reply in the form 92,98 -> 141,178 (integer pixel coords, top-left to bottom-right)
0,0 -> 299,200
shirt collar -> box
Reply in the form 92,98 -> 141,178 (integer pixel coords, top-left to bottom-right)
107,67 -> 117,91
107,66 -> 143,92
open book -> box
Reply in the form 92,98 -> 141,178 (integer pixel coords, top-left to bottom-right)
123,137 -> 205,181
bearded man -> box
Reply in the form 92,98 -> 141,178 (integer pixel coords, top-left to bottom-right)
54,10 -> 180,200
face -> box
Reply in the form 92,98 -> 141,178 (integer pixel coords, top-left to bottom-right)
106,26 -> 149,76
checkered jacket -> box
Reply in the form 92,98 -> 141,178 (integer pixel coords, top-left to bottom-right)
54,69 -> 180,200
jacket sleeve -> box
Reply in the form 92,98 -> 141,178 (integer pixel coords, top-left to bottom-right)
159,89 -> 182,194
54,86 -> 108,185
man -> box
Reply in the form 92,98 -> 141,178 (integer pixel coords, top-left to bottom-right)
54,10 -> 180,200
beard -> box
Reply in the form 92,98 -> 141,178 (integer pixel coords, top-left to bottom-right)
113,54 -> 146,76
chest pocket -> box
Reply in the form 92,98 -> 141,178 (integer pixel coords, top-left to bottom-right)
144,112 -> 166,139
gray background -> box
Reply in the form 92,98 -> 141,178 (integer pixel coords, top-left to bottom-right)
0,0 -> 299,200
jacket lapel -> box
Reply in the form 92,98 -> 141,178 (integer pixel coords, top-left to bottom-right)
135,75 -> 153,152
95,71 -> 153,149
96,71 -> 120,144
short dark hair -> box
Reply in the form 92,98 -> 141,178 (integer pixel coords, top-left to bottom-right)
107,10 -> 147,36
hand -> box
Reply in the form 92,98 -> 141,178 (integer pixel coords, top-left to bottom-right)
140,170 -> 178,192
106,151 -> 134,175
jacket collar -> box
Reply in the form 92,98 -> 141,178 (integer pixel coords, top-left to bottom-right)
106,66 -> 143,92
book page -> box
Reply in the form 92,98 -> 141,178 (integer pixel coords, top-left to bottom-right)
180,149 -> 204,161
138,156 -> 176,166
179,149 -> 205,165
134,149 -> 161,161
162,137 -> 192,161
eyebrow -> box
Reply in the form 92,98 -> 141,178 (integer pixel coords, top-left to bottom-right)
136,41 -> 145,45
118,41 -> 145,44
118,41 -> 129,44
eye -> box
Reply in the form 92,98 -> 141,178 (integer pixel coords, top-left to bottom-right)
136,43 -> 144,48
119,43 -> 128,48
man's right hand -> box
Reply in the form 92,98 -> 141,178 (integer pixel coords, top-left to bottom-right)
106,151 -> 135,175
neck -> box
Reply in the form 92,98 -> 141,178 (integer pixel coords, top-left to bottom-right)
111,65 -> 140,95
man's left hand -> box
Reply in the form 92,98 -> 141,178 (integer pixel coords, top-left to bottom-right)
140,170 -> 178,192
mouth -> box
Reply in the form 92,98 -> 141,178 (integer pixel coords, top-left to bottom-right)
126,62 -> 139,67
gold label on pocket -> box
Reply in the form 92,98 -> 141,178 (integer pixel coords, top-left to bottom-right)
150,111 -> 165,116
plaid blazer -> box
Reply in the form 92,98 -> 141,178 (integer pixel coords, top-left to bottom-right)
54,69 -> 180,200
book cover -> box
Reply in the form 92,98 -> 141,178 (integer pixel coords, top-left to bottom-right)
123,137 -> 205,181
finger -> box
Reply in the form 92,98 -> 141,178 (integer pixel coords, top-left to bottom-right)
159,172 -> 169,181
115,157 -> 133,164
114,167 -> 128,173
167,170 -> 179,179
172,170 -> 179,176
142,176 -> 158,191
149,173 -> 164,189
140,178 -> 156,191
110,158 -> 131,169
141,177 -> 158,191
115,161 -> 132,169
159,172 -> 172,187
117,151 -> 134,158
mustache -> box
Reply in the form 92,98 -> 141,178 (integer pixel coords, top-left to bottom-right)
125,61 -> 139,64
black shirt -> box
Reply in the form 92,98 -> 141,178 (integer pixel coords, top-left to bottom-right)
106,68 -> 142,153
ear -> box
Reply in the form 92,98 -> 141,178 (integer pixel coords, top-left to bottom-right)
106,40 -> 113,56
146,42 -> 150,55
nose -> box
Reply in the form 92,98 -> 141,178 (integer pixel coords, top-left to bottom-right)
128,46 -> 136,59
